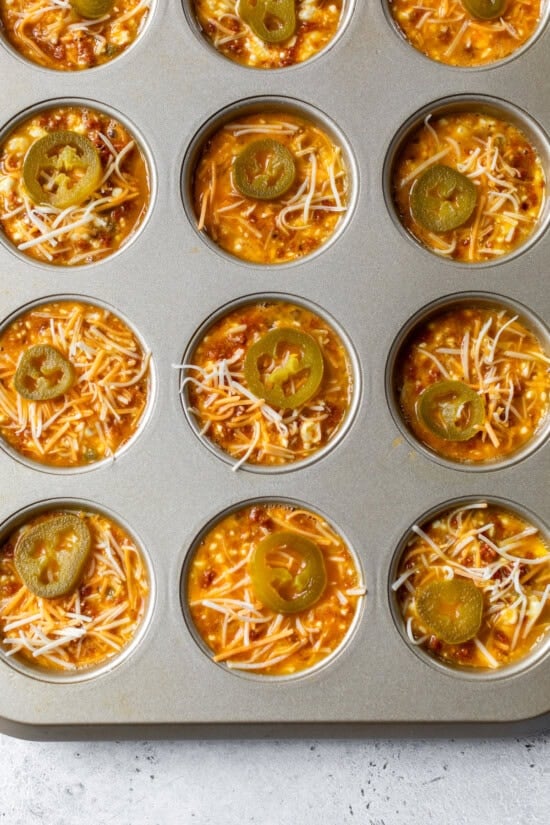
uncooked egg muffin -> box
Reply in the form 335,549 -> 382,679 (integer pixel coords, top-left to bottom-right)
192,110 -> 349,264
0,104 -> 150,265
393,501 -> 550,671
191,0 -> 345,68
0,0 -> 150,71
0,299 -> 151,468
0,507 -> 149,672
187,501 -> 365,675
391,110 -> 545,262
395,303 -> 550,464
179,299 -> 353,469
388,0 -> 542,68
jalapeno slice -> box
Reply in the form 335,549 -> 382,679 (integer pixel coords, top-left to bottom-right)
461,0 -> 506,19
410,165 -> 477,233
244,327 -> 324,409
69,0 -> 115,17
233,139 -> 296,200
250,530 -> 327,614
14,344 -> 75,401
416,578 -> 483,645
417,380 -> 484,442
14,513 -> 92,599
237,0 -> 296,43
23,131 -> 102,209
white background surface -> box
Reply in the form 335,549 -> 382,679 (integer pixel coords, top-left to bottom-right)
0,730 -> 548,824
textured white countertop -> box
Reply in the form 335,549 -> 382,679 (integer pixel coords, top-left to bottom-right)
1,731 -> 548,824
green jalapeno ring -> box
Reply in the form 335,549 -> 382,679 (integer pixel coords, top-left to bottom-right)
233,139 -> 296,201
410,164 -> 478,233
14,513 -> 92,599
237,0 -> 296,44
461,0 -> 507,19
244,327 -> 324,409
417,380 -> 485,442
250,530 -> 327,614
14,344 -> 75,401
416,578 -> 484,645
23,131 -> 102,209
70,0 -> 115,19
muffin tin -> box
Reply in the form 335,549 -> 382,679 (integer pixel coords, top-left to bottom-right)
0,0 -> 548,736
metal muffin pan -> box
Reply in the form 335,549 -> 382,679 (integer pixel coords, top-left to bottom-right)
0,0 -> 548,736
